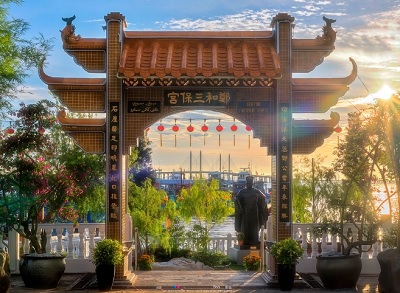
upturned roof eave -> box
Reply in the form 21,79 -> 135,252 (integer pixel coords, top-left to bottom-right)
62,38 -> 107,50
39,66 -> 106,86
292,57 -> 357,87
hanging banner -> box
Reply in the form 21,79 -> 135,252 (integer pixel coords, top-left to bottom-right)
164,90 -> 234,107
278,103 -> 291,223
108,102 -> 120,223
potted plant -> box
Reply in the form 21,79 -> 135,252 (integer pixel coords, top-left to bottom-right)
269,238 -> 303,291
236,232 -> 245,246
313,110 -> 383,290
91,238 -> 124,291
0,101 -> 95,288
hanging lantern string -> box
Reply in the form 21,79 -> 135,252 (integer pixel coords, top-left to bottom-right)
154,117 -> 240,123
154,117 -> 247,131
152,117 -> 252,147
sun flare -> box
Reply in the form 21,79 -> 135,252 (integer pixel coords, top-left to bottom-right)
376,84 -> 396,100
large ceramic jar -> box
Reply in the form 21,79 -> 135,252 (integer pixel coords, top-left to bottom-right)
316,253 -> 362,289
19,254 -> 66,289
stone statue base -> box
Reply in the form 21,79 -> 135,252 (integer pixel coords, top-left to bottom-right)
234,244 -> 261,250
228,245 -> 260,265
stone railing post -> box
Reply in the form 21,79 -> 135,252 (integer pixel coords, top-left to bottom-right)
260,225 -> 265,271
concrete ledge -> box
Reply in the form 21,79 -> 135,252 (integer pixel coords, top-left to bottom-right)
228,247 -> 260,265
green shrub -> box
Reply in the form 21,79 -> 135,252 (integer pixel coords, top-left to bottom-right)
138,254 -> 154,270
153,246 -> 192,262
243,254 -> 261,271
383,227 -> 398,249
92,238 -> 124,266
190,250 -> 230,268
269,238 -> 303,268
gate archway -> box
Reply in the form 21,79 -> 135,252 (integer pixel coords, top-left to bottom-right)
40,12 -> 357,281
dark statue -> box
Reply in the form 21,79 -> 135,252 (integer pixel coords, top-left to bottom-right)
234,176 -> 269,245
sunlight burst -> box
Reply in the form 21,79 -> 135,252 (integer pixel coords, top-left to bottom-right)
376,84 -> 396,100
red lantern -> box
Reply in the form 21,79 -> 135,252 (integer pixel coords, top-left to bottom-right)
187,120 -> 194,146
201,119 -> 208,145
6,128 -> 14,134
216,119 -> 223,146
246,126 -> 252,148
231,121 -> 238,146
172,124 -> 179,132
187,125 -> 194,132
172,119 -> 179,132
38,127 -> 45,134
334,126 -> 342,133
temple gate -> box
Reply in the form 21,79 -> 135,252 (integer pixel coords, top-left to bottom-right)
40,12 -> 356,280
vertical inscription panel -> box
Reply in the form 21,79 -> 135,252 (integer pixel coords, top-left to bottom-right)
277,103 -> 291,223
108,102 -> 120,222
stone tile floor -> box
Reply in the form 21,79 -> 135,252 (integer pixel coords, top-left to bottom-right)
8,272 -> 380,292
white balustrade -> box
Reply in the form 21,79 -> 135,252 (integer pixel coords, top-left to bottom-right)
4,222 -> 396,275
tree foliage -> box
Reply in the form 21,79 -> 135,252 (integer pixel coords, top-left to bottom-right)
292,156 -> 338,223
48,113 -> 106,222
0,101 -> 86,252
128,179 -> 177,253
323,108 -> 388,255
0,0 -> 52,116
373,93 -> 400,249
129,137 -> 156,186
178,178 -> 234,249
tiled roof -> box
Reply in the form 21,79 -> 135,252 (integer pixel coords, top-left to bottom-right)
118,31 -> 281,79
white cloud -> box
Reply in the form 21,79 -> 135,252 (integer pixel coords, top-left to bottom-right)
157,9 -> 277,31
304,5 -> 321,12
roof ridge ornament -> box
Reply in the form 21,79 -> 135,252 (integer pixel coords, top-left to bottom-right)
60,15 -> 81,44
316,16 -> 336,46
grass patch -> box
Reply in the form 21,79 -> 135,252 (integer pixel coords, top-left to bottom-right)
227,262 -> 245,270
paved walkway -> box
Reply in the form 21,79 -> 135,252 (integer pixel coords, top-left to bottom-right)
8,271 -> 380,293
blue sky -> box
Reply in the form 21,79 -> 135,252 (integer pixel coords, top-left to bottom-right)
8,0 -> 400,173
